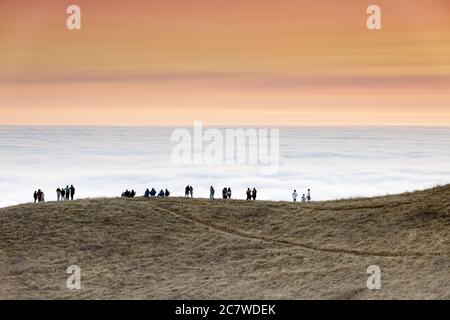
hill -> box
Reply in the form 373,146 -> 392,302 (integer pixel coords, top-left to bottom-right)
1,185 -> 450,299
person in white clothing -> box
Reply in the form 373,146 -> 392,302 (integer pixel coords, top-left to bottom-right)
292,190 -> 298,202
301,194 -> 306,203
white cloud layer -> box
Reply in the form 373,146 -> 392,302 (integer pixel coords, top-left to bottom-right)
0,126 -> 449,207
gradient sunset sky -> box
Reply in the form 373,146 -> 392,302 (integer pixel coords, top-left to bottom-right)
0,0 -> 449,125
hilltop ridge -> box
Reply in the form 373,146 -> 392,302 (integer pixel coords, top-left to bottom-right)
1,185 -> 450,299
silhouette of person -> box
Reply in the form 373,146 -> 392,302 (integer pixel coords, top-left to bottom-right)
210,186 -> 215,199
65,186 -> 70,200
227,187 -> 232,199
33,191 -> 38,203
70,185 -> 75,200
246,188 -> 251,200
37,189 -> 43,202
252,188 -> 257,200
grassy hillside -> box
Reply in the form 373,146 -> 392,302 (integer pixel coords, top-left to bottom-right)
1,185 -> 450,299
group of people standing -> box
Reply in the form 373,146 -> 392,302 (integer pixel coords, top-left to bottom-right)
33,189 -> 45,203
246,188 -> 257,200
208,186 -> 232,199
144,188 -> 170,197
292,189 -> 312,202
34,184 -> 312,203
185,185 -> 194,197
56,185 -> 75,201
33,185 -> 76,203
221,187 -> 232,199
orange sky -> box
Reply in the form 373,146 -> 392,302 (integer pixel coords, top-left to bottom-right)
0,0 -> 449,125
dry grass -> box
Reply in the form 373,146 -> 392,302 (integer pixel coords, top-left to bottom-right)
1,185 -> 450,299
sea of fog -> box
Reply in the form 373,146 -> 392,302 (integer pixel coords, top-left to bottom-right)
0,126 -> 450,208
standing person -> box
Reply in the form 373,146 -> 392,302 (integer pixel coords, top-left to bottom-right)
227,187 -> 232,199
210,186 -> 215,199
37,189 -> 43,202
185,185 -> 190,197
70,185 -> 75,200
189,186 -> 193,198
60,188 -> 65,201
56,188 -> 61,201
307,189 -> 311,202
301,194 -> 306,203
292,190 -> 298,202
165,189 -> 170,197
246,188 -> 251,200
252,188 -> 257,200
222,188 -> 227,199
33,191 -> 38,203
65,186 -> 70,200
40,191 -> 45,202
